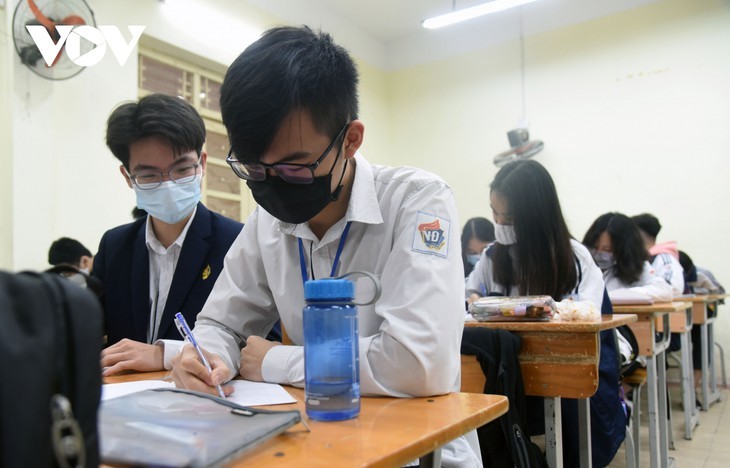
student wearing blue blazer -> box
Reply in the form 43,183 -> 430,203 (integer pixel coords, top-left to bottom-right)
96,94 -> 278,376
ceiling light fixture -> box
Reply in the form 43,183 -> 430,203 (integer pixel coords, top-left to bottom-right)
422,0 -> 540,29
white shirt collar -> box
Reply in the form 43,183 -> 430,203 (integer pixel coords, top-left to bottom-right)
145,205 -> 197,254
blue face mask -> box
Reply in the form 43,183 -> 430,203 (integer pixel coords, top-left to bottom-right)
466,253 -> 481,267
592,250 -> 615,271
134,180 -> 201,224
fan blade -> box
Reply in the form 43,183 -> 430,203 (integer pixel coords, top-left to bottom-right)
27,0 -> 56,33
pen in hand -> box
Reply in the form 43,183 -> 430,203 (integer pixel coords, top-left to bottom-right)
173,312 -> 226,398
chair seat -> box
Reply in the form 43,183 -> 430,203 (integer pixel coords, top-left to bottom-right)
623,368 -> 647,386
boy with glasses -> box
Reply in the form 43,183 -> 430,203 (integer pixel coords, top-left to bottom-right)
96,93 -> 253,375
170,26 -> 477,466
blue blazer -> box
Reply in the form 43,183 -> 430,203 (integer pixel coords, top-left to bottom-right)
93,203 -> 243,346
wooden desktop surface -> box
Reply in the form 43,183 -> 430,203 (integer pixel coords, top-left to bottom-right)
462,315 -> 636,398
104,371 -> 508,467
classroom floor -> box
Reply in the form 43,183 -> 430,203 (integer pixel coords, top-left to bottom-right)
608,362 -> 729,467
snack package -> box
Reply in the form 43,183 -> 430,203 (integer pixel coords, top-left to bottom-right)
553,299 -> 600,321
468,295 -> 556,322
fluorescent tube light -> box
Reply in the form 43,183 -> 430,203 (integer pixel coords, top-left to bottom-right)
422,0 -> 540,29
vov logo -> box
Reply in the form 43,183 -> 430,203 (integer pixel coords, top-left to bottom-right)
26,25 -> 145,67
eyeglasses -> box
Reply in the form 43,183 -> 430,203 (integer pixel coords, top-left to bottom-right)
226,123 -> 349,184
127,162 -> 201,190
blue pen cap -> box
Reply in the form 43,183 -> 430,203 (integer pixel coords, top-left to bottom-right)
304,278 -> 354,301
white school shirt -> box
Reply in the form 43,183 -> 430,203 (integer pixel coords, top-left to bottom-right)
650,253 -> 685,296
603,261 -> 674,303
145,206 -> 196,343
465,239 -> 606,309
189,154 -> 478,467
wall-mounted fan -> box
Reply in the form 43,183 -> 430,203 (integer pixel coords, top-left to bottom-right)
493,9 -> 544,167
12,0 -> 96,80
493,128 -> 544,167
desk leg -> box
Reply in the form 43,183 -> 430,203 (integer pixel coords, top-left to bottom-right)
419,448 -> 442,468
657,350 -> 670,468
545,396 -> 563,468
647,354 -> 660,468
707,322 -> 722,407
578,398 -> 592,468
701,323 -> 710,411
679,330 -> 699,439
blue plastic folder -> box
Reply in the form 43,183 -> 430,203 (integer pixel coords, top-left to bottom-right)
99,387 -> 302,466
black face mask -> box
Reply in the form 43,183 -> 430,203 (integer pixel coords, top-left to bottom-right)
247,159 -> 348,225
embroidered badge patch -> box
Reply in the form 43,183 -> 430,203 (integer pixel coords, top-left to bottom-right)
412,211 -> 450,258
201,265 -> 211,280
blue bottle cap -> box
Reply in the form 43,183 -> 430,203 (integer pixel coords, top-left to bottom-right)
304,278 -> 354,301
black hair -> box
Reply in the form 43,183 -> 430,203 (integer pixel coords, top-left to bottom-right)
220,25 -> 359,163
461,217 -> 495,276
48,237 -> 92,266
631,213 -> 662,240
582,212 -> 647,284
489,160 -> 577,298
105,93 -> 206,170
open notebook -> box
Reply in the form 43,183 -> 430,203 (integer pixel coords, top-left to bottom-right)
100,388 -> 302,467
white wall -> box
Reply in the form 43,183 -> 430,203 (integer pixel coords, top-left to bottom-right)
0,3 -> 12,269
388,0 -> 730,350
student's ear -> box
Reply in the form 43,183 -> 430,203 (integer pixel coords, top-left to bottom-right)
199,151 -> 208,177
343,120 -> 364,159
120,165 -> 133,188
79,255 -> 93,271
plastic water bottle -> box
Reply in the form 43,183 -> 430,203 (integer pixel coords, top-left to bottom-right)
303,278 -> 360,421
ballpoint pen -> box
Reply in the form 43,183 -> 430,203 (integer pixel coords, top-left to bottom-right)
174,312 -> 226,398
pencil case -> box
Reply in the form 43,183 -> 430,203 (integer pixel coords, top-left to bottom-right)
468,295 -> 556,322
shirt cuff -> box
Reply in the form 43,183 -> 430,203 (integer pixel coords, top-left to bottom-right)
157,339 -> 184,370
261,344 -> 301,385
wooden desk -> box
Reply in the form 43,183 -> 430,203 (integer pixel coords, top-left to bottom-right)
104,371 -> 508,467
681,294 -> 725,411
612,302 -> 689,468
463,315 -> 636,468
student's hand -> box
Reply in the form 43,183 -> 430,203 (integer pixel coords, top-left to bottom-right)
240,336 -> 281,382
170,344 -> 234,396
101,339 -> 164,376
467,293 -> 481,305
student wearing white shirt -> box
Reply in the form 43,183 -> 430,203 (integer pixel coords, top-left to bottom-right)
632,213 -> 685,296
465,160 -> 625,468
169,26 -> 478,467
95,94 -> 248,376
582,212 -> 673,303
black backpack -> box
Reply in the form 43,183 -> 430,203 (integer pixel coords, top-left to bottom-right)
461,327 -> 548,468
0,271 -> 103,467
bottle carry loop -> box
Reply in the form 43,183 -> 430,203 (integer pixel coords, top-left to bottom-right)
307,271 -> 382,306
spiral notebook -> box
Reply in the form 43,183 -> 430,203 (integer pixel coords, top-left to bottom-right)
99,388 -> 302,467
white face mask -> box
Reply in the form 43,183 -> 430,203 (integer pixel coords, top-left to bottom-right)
494,223 -> 517,246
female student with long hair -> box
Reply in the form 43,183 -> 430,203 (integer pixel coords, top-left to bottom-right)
582,212 -> 673,302
466,160 -> 626,468
461,217 -> 495,278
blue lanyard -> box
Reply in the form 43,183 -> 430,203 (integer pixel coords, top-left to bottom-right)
298,221 -> 352,286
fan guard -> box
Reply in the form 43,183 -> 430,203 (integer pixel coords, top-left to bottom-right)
12,0 -> 97,80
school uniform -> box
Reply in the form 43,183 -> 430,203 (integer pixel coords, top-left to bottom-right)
603,261 -> 674,302
93,203 -> 244,346
185,153 -> 478,467
466,240 -> 626,467
649,253 -> 685,296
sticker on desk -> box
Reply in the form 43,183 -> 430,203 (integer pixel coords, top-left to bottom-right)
412,211 -> 450,258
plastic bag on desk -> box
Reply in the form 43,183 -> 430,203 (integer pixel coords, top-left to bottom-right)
468,295 -> 556,322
